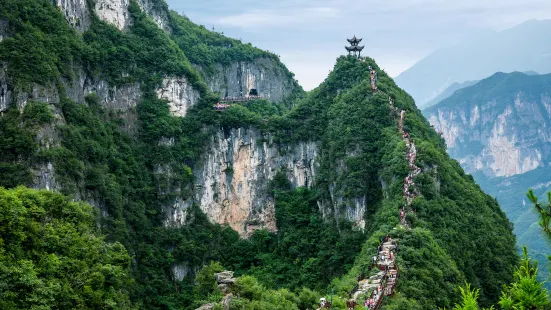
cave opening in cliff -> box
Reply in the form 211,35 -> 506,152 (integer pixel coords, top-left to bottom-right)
249,89 -> 258,96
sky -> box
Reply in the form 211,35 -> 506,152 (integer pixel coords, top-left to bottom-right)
165,0 -> 551,90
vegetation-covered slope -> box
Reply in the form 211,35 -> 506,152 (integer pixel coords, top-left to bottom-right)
0,187 -> 133,309
0,0 -> 519,309
274,56 -> 518,308
425,71 -> 551,290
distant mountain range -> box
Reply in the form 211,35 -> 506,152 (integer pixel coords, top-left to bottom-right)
396,19 -> 551,108
425,71 -> 551,286
424,80 -> 479,108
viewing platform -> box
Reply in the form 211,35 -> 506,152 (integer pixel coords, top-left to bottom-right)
214,95 -> 265,111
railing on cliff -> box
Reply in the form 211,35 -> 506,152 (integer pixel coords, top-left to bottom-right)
213,96 -> 265,111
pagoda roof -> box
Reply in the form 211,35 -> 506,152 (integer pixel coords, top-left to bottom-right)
347,36 -> 362,44
345,45 -> 365,52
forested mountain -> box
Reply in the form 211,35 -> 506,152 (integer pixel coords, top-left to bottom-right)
396,19 -> 551,109
0,0 -> 520,309
425,71 -> 551,288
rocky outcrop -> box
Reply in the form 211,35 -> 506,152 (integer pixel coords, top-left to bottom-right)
64,71 -> 141,112
94,0 -> 130,31
165,127 -> 318,236
31,108 -> 65,192
14,84 -> 60,112
0,64 -> 11,113
0,18 -> 9,42
172,263 -> 191,282
156,77 -> 201,117
52,0 -> 169,32
427,92 -> 551,177
92,0 -> 169,31
214,271 -> 235,285
195,272 -> 235,310
54,0 -> 91,32
195,59 -> 296,103
135,0 -> 170,31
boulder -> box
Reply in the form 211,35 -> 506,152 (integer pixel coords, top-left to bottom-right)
218,283 -> 228,293
214,271 -> 234,283
195,304 -> 214,310
222,294 -> 233,310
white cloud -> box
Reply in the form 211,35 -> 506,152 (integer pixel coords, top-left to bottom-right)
215,7 -> 339,29
168,0 -> 551,89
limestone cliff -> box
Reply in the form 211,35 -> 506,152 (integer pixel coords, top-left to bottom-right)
425,71 -> 551,286
54,0 -> 91,32
54,0 -> 170,32
165,127 -> 319,236
2,0 -> 303,238
156,77 -> 201,117
425,72 -> 551,178
194,59 -> 296,103
0,18 -> 9,42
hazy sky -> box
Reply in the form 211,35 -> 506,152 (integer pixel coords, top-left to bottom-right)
165,0 -> 551,90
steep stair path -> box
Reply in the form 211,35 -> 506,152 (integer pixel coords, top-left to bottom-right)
347,82 -> 422,309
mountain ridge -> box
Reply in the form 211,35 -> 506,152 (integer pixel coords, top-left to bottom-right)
425,70 -> 551,288
0,0 -> 519,309
396,19 -> 551,108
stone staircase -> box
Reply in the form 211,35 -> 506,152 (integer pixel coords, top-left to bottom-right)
347,88 -> 423,309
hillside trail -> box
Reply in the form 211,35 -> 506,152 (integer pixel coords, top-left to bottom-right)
345,82 -> 421,310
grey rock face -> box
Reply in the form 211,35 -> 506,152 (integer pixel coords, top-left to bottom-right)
164,127 -> 318,236
92,0 -> 169,31
135,0 -> 170,32
156,77 -> 201,117
14,84 -> 60,112
195,59 -> 295,103
221,294 -> 232,310
64,71 -> 141,112
192,127 -> 318,236
214,271 -> 234,283
94,0 -> 130,30
172,263 -> 190,282
53,0 -> 91,32
52,0 -> 169,32
33,162 -> 58,191
0,18 -> 9,42
195,304 -> 214,310
0,64 -> 12,113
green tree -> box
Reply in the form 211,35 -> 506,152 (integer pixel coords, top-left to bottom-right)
449,190 -> 551,310
194,262 -> 224,300
498,248 -> 548,310
450,283 -> 494,310
0,186 -> 134,309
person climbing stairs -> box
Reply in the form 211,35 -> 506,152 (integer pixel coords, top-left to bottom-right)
348,85 -> 426,309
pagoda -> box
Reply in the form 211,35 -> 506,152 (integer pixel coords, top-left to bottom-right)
345,35 -> 364,58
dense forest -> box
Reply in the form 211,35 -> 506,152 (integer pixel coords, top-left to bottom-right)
0,0 -> 545,309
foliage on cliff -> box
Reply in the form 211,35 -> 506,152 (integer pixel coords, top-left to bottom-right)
0,1 -> 520,310
265,56 -> 518,308
0,187 -> 134,309
224,184 -> 364,292
449,191 -> 551,310
0,102 -> 53,188
167,10 -> 298,82
0,1 -> 305,309
423,70 -> 551,289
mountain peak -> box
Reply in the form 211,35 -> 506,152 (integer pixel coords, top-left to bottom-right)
396,19 -> 551,108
